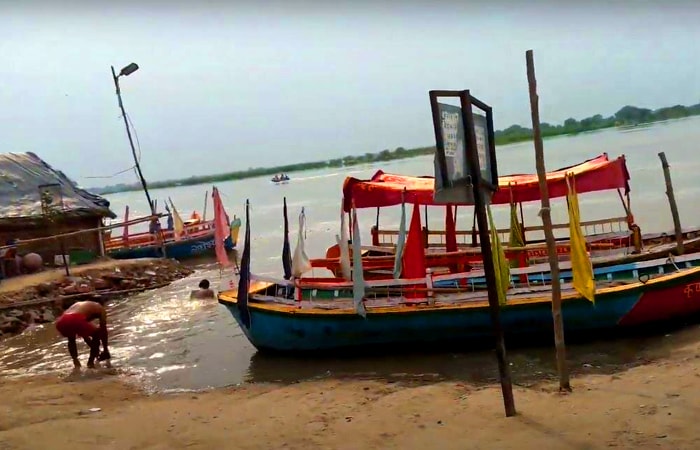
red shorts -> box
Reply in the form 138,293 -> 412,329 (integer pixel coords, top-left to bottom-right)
55,312 -> 98,339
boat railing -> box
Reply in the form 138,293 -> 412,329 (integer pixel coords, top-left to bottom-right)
246,251 -> 700,308
370,216 -> 630,248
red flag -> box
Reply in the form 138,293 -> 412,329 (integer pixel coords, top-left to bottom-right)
445,205 -> 457,252
212,187 -> 231,268
402,203 -> 426,279
445,205 -> 459,273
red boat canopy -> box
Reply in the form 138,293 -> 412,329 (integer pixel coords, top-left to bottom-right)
342,153 -> 630,212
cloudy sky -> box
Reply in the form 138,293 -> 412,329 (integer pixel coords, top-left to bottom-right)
1,0 -> 698,188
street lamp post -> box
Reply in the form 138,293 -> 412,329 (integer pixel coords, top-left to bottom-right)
111,63 -> 166,257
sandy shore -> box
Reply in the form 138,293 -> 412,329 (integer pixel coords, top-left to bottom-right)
3,326 -> 700,449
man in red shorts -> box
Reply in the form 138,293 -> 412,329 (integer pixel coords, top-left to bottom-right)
55,300 -> 110,369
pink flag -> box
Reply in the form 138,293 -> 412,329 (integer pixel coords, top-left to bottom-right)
212,187 -> 231,267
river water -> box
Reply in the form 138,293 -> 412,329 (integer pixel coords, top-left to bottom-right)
2,117 -> 700,391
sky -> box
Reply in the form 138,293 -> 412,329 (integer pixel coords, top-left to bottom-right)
1,0 -> 698,188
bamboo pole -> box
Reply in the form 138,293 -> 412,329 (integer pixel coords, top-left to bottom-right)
658,152 -> 684,255
203,190 -> 209,221
526,49 -> 571,392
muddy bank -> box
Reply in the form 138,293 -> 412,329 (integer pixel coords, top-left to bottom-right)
0,258 -> 193,340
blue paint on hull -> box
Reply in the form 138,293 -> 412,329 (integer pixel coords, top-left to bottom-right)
222,289 -> 641,352
435,258 -> 700,288
109,234 -> 235,261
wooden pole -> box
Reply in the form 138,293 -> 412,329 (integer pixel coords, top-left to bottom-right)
203,190 -> 209,222
97,218 -> 106,257
658,152 -> 684,255
526,50 -> 571,392
460,91 -> 516,417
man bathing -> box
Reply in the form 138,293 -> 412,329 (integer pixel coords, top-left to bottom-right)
55,300 -> 110,369
191,279 -> 216,299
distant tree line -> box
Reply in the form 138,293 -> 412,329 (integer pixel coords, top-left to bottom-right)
495,103 -> 700,144
91,102 -> 700,195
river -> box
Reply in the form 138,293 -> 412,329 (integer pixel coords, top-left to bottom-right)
2,117 -> 700,391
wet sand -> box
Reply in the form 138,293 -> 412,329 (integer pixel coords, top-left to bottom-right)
3,325 -> 700,449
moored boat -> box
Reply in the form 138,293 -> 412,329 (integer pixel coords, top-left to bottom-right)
105,189 -> 240,261
219,197 -> 700,354
219,265 -> 700,353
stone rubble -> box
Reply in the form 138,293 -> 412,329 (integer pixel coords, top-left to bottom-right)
0,259 -> 194,340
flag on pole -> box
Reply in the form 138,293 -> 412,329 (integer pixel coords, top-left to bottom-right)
212,187 -> 231,268
487,204 -> 510,306
237,199 -> 252,328
292,207 -> 312,277
282,197 -> 292,280
351,206 -> 367,317
336,204 -> 351,280
392,192 -> 407,279
566,174 -> 595,303
168,197 -> 185,241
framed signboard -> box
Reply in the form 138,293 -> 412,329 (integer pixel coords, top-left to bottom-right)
429,90 -> 498,204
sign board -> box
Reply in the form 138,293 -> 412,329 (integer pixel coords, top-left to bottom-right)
429,91 -> 498,205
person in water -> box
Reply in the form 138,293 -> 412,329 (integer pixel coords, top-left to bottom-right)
191,279 -> 215,299
55,300 -> 110,369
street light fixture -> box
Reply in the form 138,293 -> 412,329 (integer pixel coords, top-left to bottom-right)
119,63 -> 139,77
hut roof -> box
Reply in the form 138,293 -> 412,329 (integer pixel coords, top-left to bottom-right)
0,152 -> 116,224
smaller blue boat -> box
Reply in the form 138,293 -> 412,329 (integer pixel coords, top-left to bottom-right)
109,232 -> 236,260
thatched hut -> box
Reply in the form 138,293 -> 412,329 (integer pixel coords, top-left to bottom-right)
0,152 -> 116,264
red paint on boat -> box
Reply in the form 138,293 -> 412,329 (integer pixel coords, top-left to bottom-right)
618,281 -> 700,326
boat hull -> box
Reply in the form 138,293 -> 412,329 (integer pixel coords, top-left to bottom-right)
109,233 -> 235,261
220,267 -> 700,353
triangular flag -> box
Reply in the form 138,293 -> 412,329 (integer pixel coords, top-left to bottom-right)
168,197 -> 185,241
337,205 -> 351,280
212,187 -> 231,268
392,194 -> 407,279
237,200 -> 251,328
292,208 -> 312,278
402,203 -> 426,279
445,204 -> 458,252
487,204 -> 510,306
351,207 -> 367,317
282,198 -> 292,280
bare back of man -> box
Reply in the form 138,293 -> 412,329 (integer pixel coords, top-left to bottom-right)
55,300 -> 110,369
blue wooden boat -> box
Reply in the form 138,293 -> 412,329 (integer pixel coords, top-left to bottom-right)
219,258 -> 700,353
109,233 -> 235,260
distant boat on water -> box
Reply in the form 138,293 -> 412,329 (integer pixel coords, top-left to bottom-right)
271,173 -> 290,184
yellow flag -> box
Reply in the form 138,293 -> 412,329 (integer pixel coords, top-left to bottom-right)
169,200 -> 185,241
566,174 -> 595,303
487,205 -> 510,305
508,202 -> 525,248
508,200 -> 525,269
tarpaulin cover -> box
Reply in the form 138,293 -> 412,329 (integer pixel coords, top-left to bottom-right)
342,153 -> 630,212
0,152 -> 116,223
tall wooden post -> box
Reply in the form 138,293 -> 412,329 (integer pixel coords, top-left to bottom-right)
462,103 -> 516,417
525,50 -> 571,392
658,152 -> 684,254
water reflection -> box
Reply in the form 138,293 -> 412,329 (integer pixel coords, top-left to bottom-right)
243,328 -> 685,387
